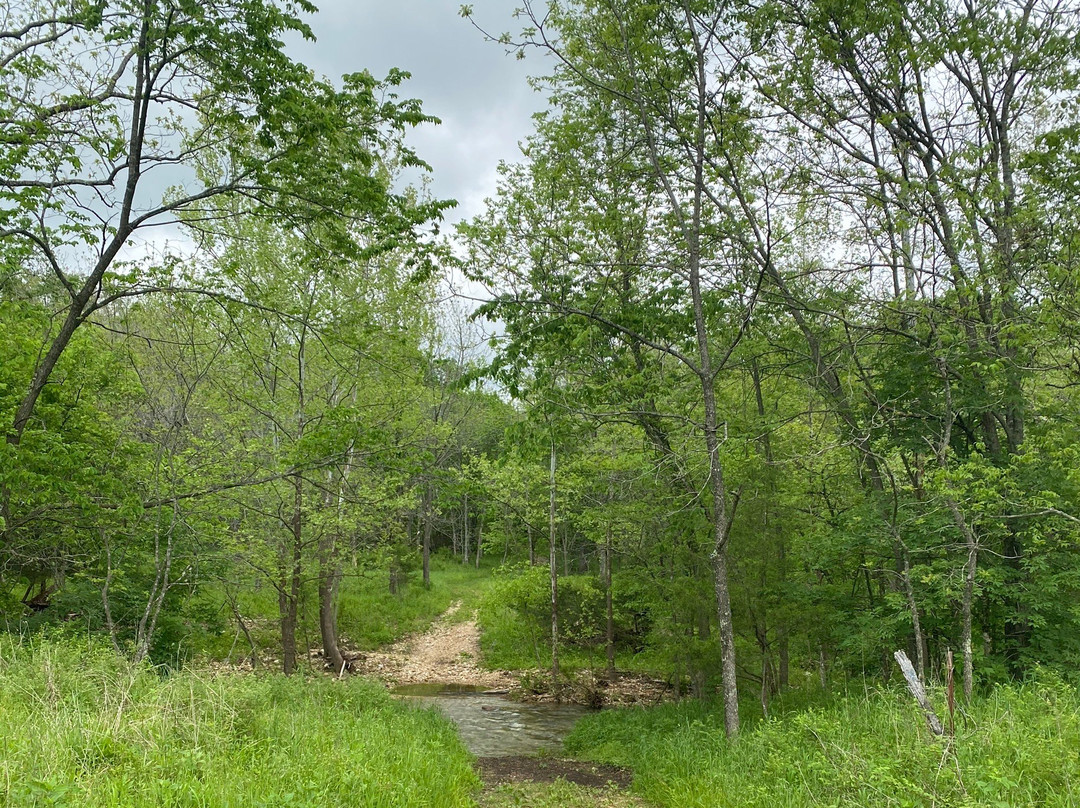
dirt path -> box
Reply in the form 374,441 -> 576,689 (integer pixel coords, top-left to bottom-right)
349,602 -> 515,689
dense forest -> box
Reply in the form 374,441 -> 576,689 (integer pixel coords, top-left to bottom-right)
4,0 -> 1080,805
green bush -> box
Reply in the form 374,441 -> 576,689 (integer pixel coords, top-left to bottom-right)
477,564 -> 660,674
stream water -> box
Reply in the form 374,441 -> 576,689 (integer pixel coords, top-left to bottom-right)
393,683 -> 590,757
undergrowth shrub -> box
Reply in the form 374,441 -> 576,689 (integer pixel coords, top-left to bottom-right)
478,564 -> 647,672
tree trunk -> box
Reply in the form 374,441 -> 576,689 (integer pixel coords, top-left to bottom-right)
934,348 -> 977,701
961,533 -> 977,701
778,627 -> 789,690
645,1 -> 738,735
899,544 -> 927,683
549,440 -> 560,690
1,18 -> 153,530
463,492 -> 470,564
503,509 -> 511,563
389,559 -> 399,595
476,514 -> 483,569
561,522 -> 570,577
751,355 -> 788,693
605,523 -> 616,681
281,473 -> 303,675
318,530 -> 345,674
422,482 -> 433,588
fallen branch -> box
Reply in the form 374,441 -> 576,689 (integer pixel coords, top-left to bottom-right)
894,649 -> 944,737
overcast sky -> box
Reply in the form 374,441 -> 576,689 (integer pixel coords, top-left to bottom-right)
287,1 -> 549,227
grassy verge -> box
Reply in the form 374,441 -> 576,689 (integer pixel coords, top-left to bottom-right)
0,635 -> 478,807
563,677 -> 1080,807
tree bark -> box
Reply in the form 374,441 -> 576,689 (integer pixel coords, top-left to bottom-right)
900,544 -> 927,683
422,482 -> 433,588
605,523 -> 616,681
318,527 -> 345,674
463,492 -> 470,564
476,513 -> 483,569
281,473 -> 303,675
549,439 -> 560,689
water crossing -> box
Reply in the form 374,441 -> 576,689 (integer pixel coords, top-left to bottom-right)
393,683 -> 589,756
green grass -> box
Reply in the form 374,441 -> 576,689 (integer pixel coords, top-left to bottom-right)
335,556 -> 497,649
194,554 -> 497,662
563,677 -> 1080,807
0,634 -> 478,807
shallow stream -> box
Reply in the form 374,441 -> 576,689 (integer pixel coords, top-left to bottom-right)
393,683 -> 589,757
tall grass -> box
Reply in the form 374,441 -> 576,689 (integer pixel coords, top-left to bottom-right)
565,678 -> 1080,807
0,634 -> 478,807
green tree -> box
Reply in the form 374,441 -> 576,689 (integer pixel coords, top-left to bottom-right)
0,0 -> 446,554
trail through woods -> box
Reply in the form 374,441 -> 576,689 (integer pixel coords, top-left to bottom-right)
350,601 -> 514,688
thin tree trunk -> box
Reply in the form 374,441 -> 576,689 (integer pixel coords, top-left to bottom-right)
752,356 -> 788,692
778,627 -> 789,690
133,491 -> 179,663
280,574 -> 297,674
476,514 -> 483,569
549,439 -> 560,690
605,523 -> 616,681
422,482 -> 433,588
933,346 -> 977,701
956,512 -> 978,701
5,12 -> 153,450
463,492 -> 470,564
900,543 -> 927,683
561,523 -> 570,577
226,588 -> 259,669
622,0 -> 739,735
281,473 -> 303,675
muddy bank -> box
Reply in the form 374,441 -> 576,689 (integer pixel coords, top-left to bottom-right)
516,669 -> 671,708
475,756 -> 632,788
475,759 -> 653,808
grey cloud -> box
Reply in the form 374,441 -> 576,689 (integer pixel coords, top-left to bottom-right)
288,0 -> 549,222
